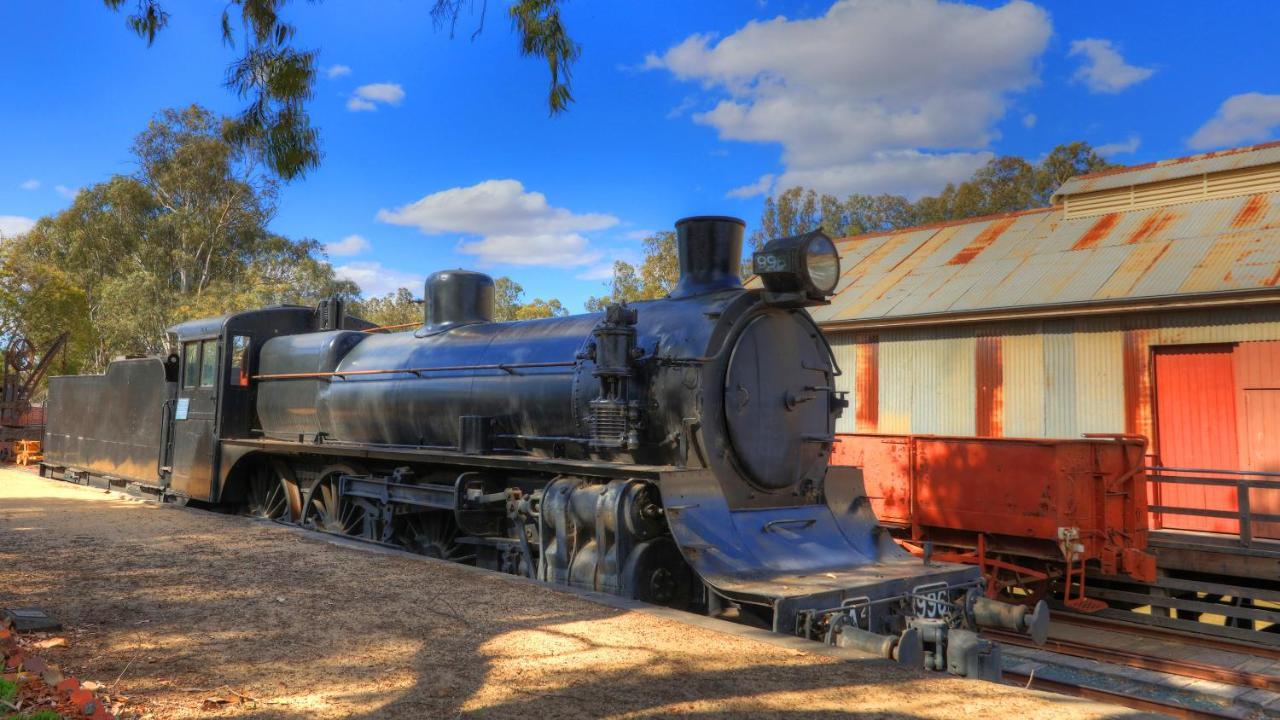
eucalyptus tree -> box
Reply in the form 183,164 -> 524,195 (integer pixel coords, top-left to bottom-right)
102,0 -> 579,180
0,105 -> 355,372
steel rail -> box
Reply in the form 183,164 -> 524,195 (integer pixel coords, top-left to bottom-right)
988,630 -> 1280,691
1052,612 -> 1280,661
1003,670 -> 1241,720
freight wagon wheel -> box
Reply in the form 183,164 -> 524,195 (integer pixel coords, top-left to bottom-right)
989,556 -> 1052,606
303,476 -> 372,538
393,512 -> 475,564
241,465 -> 299,522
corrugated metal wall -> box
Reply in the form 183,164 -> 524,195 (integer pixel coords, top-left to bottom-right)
826,303 -> 1280,443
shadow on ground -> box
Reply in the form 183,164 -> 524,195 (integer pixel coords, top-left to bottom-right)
0,473 -> 1148,719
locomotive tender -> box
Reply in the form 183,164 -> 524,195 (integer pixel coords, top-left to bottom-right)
41,216 -> 1046,678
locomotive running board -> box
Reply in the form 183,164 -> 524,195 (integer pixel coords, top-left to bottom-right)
659,466 -> 981,634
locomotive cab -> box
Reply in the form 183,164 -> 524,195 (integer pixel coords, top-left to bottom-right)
164,304 -> 370,501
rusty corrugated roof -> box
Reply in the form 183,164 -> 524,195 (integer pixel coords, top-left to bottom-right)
1053,140 -> 1280,199
807,189 -> 1280,328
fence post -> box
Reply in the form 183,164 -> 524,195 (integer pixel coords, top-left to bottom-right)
1237,481 -> 1252,548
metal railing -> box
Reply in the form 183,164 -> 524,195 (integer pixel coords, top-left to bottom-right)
1144,465 -> 1280,547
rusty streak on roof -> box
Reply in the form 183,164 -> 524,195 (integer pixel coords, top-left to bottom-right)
811,190 -> 1280,329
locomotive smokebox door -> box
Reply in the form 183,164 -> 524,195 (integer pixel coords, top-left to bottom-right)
723,312 -> 833,491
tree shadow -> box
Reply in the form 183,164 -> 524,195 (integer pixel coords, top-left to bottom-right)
0,477 -> 1152,719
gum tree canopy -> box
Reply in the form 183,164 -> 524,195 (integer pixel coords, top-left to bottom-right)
0,105 -> 356,373
102,0 -> 580,180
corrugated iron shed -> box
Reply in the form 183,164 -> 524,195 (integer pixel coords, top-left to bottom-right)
1053,140 -> 1280,198
806,188 -> 1280,329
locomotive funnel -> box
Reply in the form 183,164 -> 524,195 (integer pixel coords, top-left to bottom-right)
422,269 -> 495,333
671,216 -> 744,299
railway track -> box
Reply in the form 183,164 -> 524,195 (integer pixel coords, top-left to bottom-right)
994,610 -> 1280,719
1003,670 -> 1242,720
1053,612 -> 1280,662
988,630 -> 1280,692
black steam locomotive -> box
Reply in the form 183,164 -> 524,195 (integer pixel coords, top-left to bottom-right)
41,216 -> 1045,678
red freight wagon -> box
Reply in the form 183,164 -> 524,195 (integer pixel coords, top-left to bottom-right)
833,433 -> 1156,611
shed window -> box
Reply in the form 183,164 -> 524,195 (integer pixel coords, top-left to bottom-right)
182,342 -> 199,389
200,339 -> 218,387
230,335 -> 250,386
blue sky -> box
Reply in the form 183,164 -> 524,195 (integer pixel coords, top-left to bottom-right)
3,1 -> 1279,311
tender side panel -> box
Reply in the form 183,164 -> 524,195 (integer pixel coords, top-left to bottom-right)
44,358 -> 172,485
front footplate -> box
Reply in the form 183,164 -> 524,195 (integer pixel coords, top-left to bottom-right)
658,466 -> 1048,679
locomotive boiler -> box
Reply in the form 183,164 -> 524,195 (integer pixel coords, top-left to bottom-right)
41,216 -> 1046,679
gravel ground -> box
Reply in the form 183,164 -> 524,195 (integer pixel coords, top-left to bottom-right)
0,467 -> 1146,719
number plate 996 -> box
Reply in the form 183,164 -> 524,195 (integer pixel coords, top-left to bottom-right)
912,582 -> 950,619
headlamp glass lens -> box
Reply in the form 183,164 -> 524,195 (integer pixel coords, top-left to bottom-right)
806,235 -> 839,294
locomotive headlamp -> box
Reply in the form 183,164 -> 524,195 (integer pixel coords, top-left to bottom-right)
752,229 -> 841,305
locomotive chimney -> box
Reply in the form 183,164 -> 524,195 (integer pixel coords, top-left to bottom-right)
671,216 -> 744,299
422,270 -> 495,333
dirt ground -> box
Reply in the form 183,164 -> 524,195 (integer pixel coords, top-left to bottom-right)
0,467 -> 1146,719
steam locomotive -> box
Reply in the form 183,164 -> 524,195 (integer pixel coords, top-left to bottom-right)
41,216 -> 1046,679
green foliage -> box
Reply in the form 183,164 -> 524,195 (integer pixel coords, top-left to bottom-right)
0,105 -> 355,373
352,287 -> 421,329
103,0 -> 578,180
515,297 -> 568,320
0,677 -> 15,705
491,276 -> 567,321
508,0 -> 580,114
493,276 -> 525,321
750,142 -> 1115,251
585,232 -> 677,312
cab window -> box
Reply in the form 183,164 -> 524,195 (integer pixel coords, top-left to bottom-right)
200,339 -> 218,387
229,335 -> 250,387
182,342 -> 199,389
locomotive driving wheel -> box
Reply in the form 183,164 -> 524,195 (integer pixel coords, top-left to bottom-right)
303,475 -> 373,539
240,464 -> 300,523
392,512 -> 475,564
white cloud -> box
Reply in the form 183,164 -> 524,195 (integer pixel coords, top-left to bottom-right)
1068,39 -> 1154,94
576,263 -> 620,281
0,215 -> 36,238
667,96 -> 698,119
1096,134 -> 1141,157
325,64 -> 352,79
727,173 -> 775,199
1188,93 -> 1280,150
576,247 -> 644,280
347,82 -> 405,112
377,179 -> 619,268
325,234 -> 372,257
19,179 -> 39,190
780,150 -> 992,199
1022,113 -> 1037,129
55,185 -> 78,199
646,0 -> 1051,197
334,261 -> 424,297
